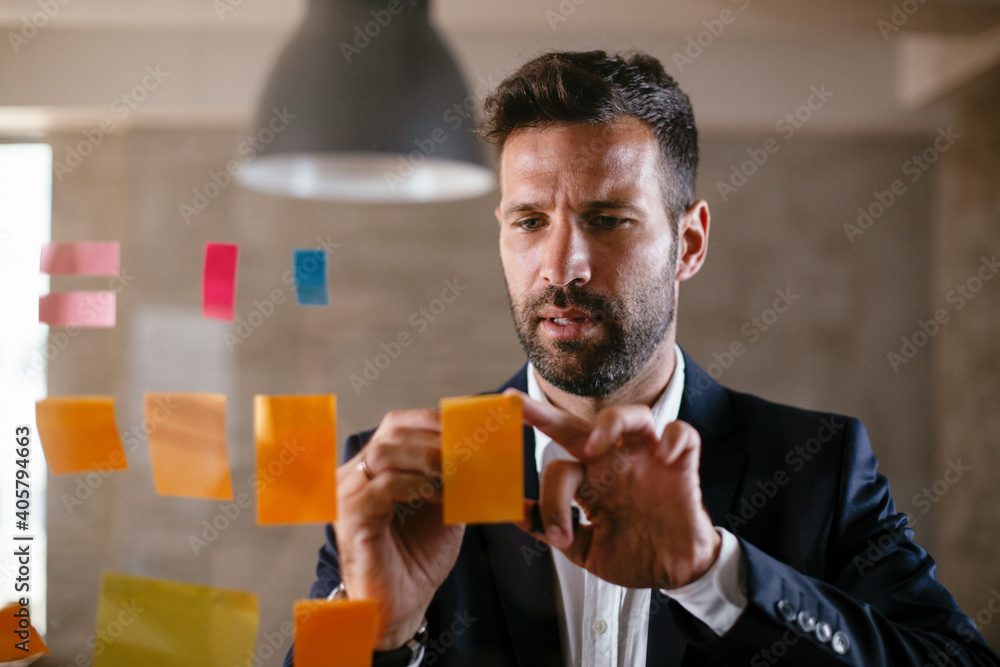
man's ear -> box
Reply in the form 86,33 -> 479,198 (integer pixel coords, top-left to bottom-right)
675,200 -> 710,282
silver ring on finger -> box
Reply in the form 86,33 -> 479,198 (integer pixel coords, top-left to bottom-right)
357,456 -> 375,481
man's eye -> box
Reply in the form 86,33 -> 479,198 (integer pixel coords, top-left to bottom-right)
515,218 -> 543,231
593,216 -> 628,229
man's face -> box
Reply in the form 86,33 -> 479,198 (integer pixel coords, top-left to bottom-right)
496,117 -> 679,397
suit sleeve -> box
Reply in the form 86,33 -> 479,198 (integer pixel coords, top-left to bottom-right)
668,418 -> 999,666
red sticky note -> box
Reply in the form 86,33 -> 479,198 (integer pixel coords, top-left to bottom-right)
294,599 -> 378,667
35,396 -> 129,475
203,243 -> 238,320
441,393 -> 524,525
40,241 -> 120,275
254,394 -> 339,525
39,291 -> 116,327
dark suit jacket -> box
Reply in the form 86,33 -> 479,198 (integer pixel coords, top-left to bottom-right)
286,350 -> 999,666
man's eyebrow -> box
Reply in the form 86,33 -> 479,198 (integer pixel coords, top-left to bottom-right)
581,198 -> 643,213
501,198 -> 644,217
501,202 -> 544,217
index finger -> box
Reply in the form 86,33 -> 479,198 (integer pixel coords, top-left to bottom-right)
585,404 -> 659,458
502,388 -> 593,459
375,407 -> 442,435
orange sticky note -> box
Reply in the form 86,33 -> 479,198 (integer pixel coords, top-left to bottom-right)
254,394 -> 339,524
145,393 -> 233,500
294,599 -> 377,667
441,393 -> 524,525
35,396 -> 129,474
0,601 -> 49,660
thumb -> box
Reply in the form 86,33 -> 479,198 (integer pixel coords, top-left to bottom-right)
514,500 -> 592,566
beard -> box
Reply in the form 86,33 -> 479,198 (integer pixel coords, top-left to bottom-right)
507,259 -> 676,398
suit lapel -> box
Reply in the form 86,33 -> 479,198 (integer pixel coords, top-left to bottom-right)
479,366 -> 563,666
677,350 -> 747,525
646,350 -> 748,667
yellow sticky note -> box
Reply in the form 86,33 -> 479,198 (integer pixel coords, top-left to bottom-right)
145,393 -> 234,500
294,599 -> 377,667
254,394 -> 339,525
35,396 -> 128,474
441,393 -> 524,525
94,572 -> 258,667
0,602 -> 49,660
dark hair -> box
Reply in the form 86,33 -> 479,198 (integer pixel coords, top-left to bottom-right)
479,50 -> 698,221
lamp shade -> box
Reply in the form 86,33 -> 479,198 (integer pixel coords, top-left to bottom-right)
236,0 -> 495,203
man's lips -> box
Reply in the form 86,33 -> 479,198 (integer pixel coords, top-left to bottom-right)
537,308 -> 598,339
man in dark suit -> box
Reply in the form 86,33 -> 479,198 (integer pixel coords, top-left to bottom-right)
286,51 -> 1000,666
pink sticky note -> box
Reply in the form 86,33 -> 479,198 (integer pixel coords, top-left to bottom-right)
39,292 -> 116,327
40,242 -> 120,276
203,243 -> 238,321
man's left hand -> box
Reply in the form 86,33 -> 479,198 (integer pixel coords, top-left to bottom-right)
506,388 -> 721,589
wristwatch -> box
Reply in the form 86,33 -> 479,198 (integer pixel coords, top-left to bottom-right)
372,618 -> 428,667
327,583 -> 429,667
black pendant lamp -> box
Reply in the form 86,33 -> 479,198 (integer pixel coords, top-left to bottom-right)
236,0 -> 494,202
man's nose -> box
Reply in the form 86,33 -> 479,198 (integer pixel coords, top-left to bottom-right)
542,221 -> 591,286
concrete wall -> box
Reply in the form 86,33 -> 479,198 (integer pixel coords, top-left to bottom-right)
931,80 -> 1000,646
42,118 -> 998,663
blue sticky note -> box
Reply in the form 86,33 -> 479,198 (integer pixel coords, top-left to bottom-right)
294,249 -> 329,306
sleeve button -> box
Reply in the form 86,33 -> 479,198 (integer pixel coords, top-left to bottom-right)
796,611 -> 816,633
776,599 -> 796,623
815,621 -> 832,643
831,631 -> 850,654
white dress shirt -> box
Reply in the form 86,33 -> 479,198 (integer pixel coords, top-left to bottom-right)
528,344 -> 747,667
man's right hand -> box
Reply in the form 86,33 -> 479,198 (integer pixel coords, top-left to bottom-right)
334,408 -> 465,650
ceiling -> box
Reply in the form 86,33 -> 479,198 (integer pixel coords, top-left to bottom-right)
1,0 -> 998,34
1,0 -> 998,134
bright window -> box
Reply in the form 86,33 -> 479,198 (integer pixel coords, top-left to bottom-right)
0,142 -> 52,636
